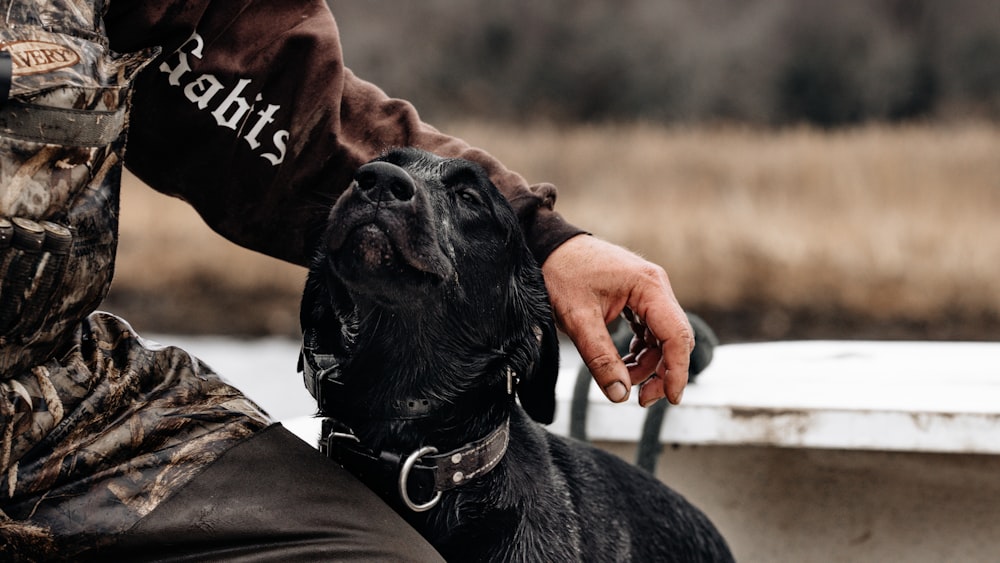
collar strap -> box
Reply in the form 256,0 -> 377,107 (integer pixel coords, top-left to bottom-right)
330,395 -> 451,422
300,330 -> 339,410
321,417 -> 510,512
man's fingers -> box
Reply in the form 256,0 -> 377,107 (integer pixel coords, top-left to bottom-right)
566,311 -> 631,403
629,323 -> 691,405
654,316 -> 694,404
625,340 -> 659,386
635,344 -> 689,407
623,303 -> 693,405
638,374 -> 664,407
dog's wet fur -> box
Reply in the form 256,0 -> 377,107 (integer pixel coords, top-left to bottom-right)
300,148 -> 733,561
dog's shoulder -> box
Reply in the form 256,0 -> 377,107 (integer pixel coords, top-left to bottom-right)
507,408 -> 733,562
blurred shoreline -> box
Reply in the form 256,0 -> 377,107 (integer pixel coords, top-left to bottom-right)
105,122 -> 1000,343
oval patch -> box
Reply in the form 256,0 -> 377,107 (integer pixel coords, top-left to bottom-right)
1,40 -> 81,76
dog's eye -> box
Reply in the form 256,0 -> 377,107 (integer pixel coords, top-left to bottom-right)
455,187 -> 482,205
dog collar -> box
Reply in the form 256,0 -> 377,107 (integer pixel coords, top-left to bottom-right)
355,366 -> 516,421
321,417 -> 510,512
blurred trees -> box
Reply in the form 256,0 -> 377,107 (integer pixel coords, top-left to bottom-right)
330,0 -> 999,126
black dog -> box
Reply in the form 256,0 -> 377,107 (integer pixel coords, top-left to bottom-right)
299,148 -> 733,562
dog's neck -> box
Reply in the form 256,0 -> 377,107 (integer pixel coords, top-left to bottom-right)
312,307 -> 522,514
314,302 -> 522,452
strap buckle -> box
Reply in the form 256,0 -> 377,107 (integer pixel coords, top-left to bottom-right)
506,366 -> 518,395
300,329 -> 345,413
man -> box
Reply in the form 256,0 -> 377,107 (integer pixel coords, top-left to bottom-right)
0,1 -> 693,559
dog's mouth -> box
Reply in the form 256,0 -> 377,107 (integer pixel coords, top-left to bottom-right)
330,222 -> 451,290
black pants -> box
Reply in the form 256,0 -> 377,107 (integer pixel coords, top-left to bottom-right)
87,424 -> 445,562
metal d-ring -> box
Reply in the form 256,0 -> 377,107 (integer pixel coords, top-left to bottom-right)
399,446 -> 441,512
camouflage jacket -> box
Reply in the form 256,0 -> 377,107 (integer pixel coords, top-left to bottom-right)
0,1 -> 269,558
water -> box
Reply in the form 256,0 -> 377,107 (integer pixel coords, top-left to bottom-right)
148,334 -> 316,421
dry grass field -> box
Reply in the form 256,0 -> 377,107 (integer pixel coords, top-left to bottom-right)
107,122 -> 1000,342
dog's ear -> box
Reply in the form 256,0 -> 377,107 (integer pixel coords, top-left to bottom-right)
516,316 -> 560,424
507,245 -> 561,424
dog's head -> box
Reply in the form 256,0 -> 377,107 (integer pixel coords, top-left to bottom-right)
300,148 -> 560,438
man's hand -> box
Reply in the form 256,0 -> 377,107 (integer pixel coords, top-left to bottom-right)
541,235 -> 693,406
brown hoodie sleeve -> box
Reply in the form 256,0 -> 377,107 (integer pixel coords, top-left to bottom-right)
104,1 -> 584,267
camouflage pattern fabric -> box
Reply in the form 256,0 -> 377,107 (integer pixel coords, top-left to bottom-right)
0,313 -> 271,558
0,0 -> 149,375
0,1 -> 275,559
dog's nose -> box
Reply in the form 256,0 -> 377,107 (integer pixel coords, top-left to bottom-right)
354,161 -> 416,203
